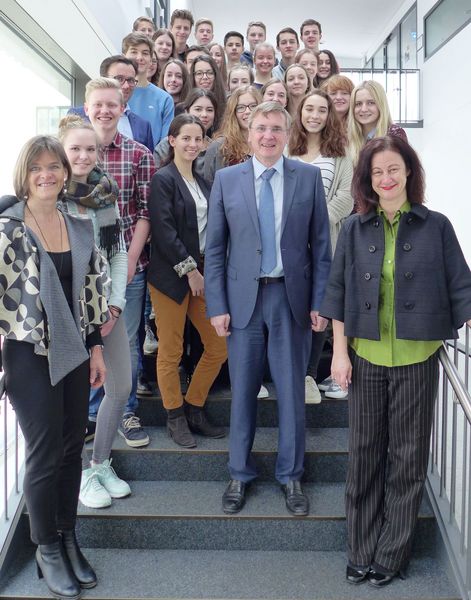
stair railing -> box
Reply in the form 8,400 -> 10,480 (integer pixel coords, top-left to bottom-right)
427,324 -> 471,600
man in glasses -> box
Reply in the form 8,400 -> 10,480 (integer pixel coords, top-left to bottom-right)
205,102 -> 331,517
68,55 -> 154,151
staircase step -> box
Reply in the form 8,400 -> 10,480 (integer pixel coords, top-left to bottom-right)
1,548 -> 458,599
70,481 -> 437,553
98,427 -> 348,482
136,391 -> 349,428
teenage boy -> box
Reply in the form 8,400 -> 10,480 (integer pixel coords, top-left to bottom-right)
170,8 -> 194,60
194,18 -> 214,46
300,19 -> 322,52
84,77 -> 156,447
272,27 -> 300,80
132,16 -> 156,38
241,21 -> 266,67
122,32 -> 174,146
224,31 -> 244,69
185,45 -> 210,71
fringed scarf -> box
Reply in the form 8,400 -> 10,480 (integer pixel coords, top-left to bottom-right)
65,167 -> 121,259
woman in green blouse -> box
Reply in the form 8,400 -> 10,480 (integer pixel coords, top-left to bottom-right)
321,136 -> 471,588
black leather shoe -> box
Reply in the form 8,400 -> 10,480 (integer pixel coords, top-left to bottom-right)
36,541 -> 82,599
281,480 -> 309,516
167,408 -> 197,448
367,569 -> 397,587
184,402 -> 226,438
60,530 -> 97,589
346,565 -> 369,584
222,479 -> 247,514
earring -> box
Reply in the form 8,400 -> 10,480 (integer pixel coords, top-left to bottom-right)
62,179 -> 67,195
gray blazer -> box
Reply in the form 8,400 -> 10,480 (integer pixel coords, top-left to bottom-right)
320,204 -> 471,341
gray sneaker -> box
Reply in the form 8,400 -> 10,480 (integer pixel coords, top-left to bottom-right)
118,413 -> 150,447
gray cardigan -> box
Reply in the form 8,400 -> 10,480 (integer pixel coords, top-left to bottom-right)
320,204 -> 471,341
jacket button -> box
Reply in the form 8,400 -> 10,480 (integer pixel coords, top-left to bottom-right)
368,245 -> 376,253
404,301 -> 415,310
257,249 -> 262,254
404,271 -> 413,279
374,220 -> 379,227
364,272 -> 371,280
403,242 -> 412,251
407,217 -> 413,224
365,301 -> 371,309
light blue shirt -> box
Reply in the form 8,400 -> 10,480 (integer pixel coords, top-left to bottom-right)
118,106 -> 134,140
253,155 -> 284,277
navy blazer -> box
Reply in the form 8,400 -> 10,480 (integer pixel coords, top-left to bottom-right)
320,204 -> 471,340
68,106 -> 154,151
147,162 -> 211,304
204,157 -> 332,329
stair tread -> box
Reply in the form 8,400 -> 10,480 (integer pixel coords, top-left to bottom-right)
107,426 -> 348,453
77,480 -> 433,519
1,549 -> 458,599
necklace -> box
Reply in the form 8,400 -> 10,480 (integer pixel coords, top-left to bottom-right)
26,204 -> 64,274
181,174 -> 203,200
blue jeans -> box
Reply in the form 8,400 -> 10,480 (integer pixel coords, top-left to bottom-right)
89,270 -> 146,419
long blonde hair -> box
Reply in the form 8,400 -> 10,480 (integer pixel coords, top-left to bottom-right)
347,80 -> 392,164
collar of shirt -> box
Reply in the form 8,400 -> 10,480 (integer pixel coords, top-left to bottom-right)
124,105 -> 131,115
366,128 -> 377,141
377,200 -> 411,224
252,155 -> 284,180
107,131 -> 123,149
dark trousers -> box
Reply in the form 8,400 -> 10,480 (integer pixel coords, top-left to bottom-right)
227,282 -> 311,483
3,340 -> 89,545
346,350 -> 439,573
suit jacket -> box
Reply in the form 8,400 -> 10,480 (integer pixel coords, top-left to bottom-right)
147,162 -> 211,304
68,106 -> 154,151
204,157 -> 332,329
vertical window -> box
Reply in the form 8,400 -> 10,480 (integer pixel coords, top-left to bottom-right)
0,17 -> 72,195
401,6 -> 418,68
425,0 -> 471,58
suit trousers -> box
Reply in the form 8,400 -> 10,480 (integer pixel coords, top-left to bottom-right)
346,350 -> 439,573
227,281 -> 311,483
3,340 -> 89,545
149,285 -> 227,410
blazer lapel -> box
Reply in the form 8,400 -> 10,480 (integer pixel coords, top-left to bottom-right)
281,158 -> 297,236
171,163 -> 199,232
240,161 -> 260,237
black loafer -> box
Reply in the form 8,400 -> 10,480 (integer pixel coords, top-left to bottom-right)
367,569 -> 397,587
281,481 -> 309,516
346,565 -> 369,584
222,479 -> 247,514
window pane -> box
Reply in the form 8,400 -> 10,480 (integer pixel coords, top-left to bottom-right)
373,45 -> 385,70
387,30 -> 399,70
425,0 -> 471,58
401,7 -> 418,68
0,18 -> 72,195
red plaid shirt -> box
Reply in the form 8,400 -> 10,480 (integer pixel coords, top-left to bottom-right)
99,132 -> 155,272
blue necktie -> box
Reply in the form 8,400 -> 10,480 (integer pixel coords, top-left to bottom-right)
259,168 -> 277,275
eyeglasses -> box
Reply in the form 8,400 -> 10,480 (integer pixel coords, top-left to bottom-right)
250,125 -> 286,135
194,70 -> 215,79
112,76 -> 138,87
235,103 -> 258,114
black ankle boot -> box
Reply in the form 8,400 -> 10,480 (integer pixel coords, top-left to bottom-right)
167,407 -> 197,448
60,530 -> 97,589
184,402 -> 226,438
36,541 -> 82,600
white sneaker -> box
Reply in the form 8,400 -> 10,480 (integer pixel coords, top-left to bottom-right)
79,469 -> 112,508
257,385 -> 269,399
93,459 -> 131,499
305,376 -> 322,404
318,376 -> 333,391
324,380 -> 348,399
143,327 -> 158,355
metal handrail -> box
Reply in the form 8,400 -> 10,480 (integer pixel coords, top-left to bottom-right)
428,324 -> 471,600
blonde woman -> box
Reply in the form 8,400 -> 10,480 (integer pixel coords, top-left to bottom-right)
348,80 -> 407,165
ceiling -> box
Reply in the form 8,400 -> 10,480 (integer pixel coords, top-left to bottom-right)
190,0 -> 409,66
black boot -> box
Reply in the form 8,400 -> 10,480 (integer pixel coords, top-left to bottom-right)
60,530 -> 97,589
184,402 -> 226,438
36,541 -> 82,600
167,407 -> 197,448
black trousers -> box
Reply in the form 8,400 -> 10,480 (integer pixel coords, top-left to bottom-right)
3,340 -> 89,545
346,350 -> 439,574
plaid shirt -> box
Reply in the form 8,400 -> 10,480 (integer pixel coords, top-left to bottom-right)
99,132 -> 155,272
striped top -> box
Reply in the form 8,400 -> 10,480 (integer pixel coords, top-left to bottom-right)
289,154 -> 335,198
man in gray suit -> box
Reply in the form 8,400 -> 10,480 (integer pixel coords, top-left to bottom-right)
204,102 -> 331,516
